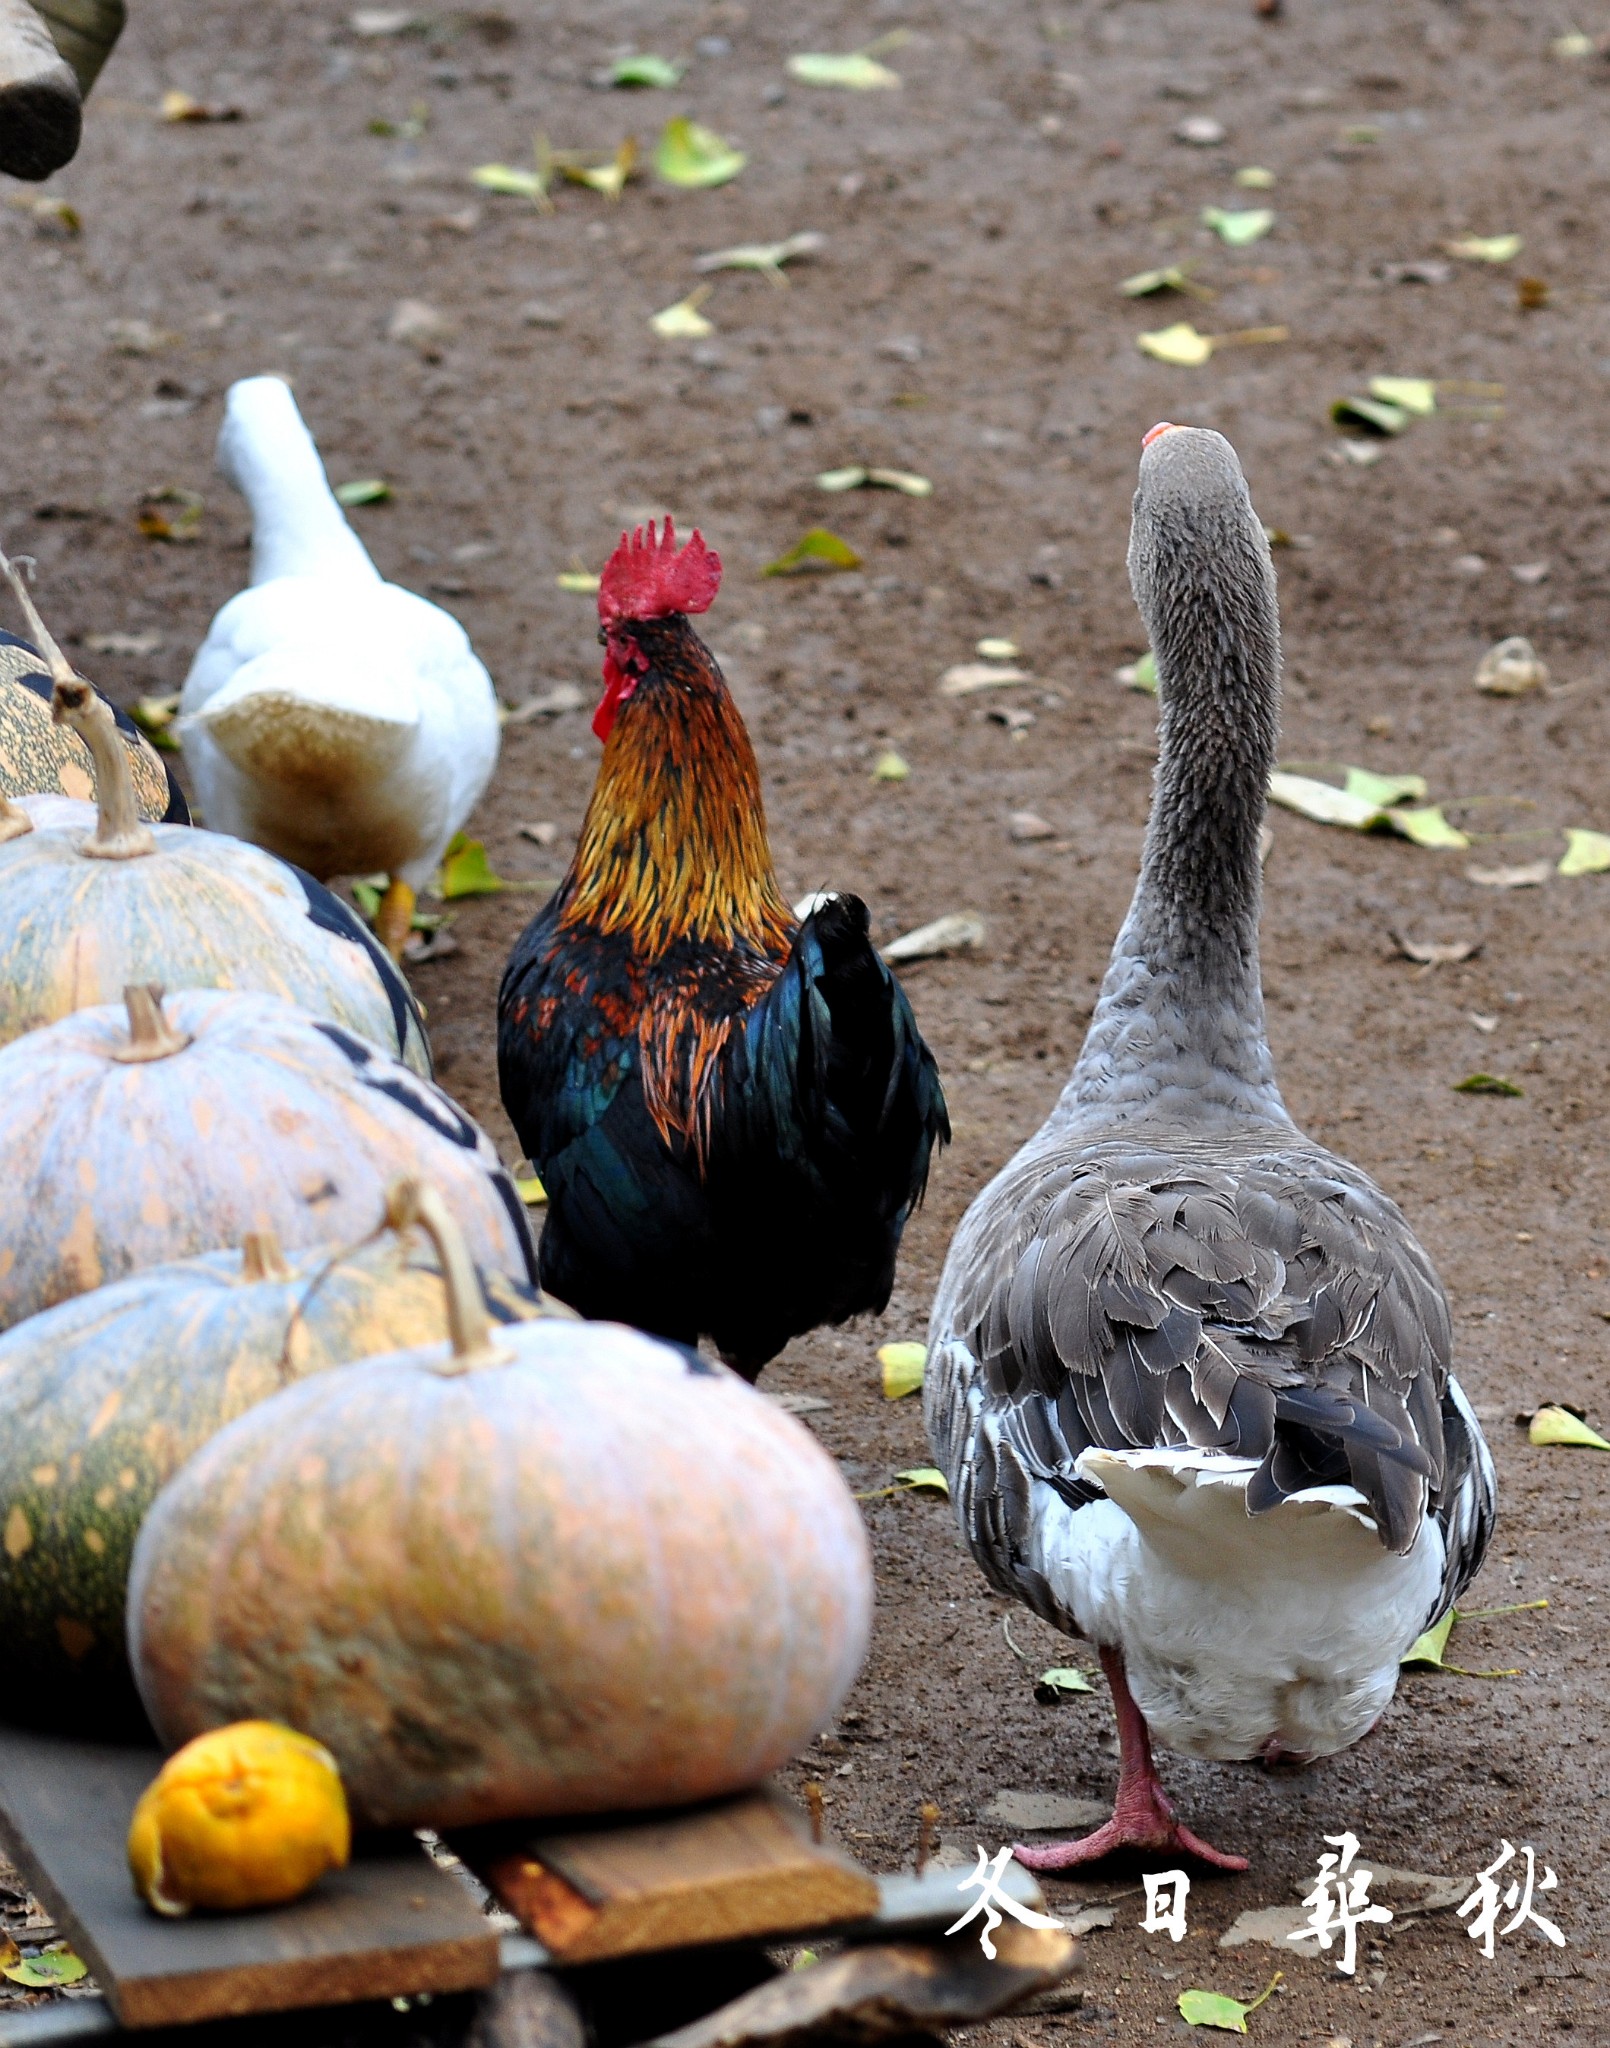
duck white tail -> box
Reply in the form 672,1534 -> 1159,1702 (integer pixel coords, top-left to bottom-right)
181,646 -> 429,878
218,377 -> 381,589
187,678 -> 415,792
1028,1445 -> 1445,1765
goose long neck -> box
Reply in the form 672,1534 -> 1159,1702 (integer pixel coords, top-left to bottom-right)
1066,479 -> 1289,1129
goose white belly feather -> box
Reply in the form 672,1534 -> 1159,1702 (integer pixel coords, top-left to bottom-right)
1022,1445 -> 1444,1763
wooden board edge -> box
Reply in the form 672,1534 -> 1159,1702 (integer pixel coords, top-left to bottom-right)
112,1929 -> 501,2030
498,1860 -> 880,1966
483,1856 -> 598,1954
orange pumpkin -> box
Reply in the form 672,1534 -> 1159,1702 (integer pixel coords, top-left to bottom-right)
129,1185 -> 873,1829
0,986 -> 535,1331
0,557 -> 427,1073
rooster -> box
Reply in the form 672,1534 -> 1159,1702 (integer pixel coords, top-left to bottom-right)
498,521 -> 948,1376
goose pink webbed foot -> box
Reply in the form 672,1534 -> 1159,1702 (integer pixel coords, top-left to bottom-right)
1011,1646 -> 1249,1875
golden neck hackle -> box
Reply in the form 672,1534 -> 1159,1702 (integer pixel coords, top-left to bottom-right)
561,681 -> 794,963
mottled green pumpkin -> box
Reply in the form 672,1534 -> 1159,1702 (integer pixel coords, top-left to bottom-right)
0,631 -> 177,822
0,798 -> 430,1072
0,986 -> 535,1331
129,1193 -> 874,1829
0,1217 -> 566,1733
0,618 -> 427,1073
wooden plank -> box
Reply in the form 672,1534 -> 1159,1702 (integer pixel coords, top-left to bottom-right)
457,1788 -> 879,1966
0,1728 -> 500,2029
852,1860 -> 1051,1937
0,2007 -> 117,2046
0,1938 -> 554,2047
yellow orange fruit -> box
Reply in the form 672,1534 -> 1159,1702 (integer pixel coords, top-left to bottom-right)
128,1721 -> 350,1916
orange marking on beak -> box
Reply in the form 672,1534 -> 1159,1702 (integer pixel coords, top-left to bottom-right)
1142,421 -> 1180,449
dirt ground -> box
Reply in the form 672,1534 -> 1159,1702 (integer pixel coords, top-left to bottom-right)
2,0 -> 1607,2038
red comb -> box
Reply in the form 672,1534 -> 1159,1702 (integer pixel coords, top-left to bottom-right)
1142,421 -> 1181,449
597,519 -> 721,628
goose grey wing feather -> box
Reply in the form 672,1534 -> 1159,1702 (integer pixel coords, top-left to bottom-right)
1425,1376 -> 1498,1630
943,1140 -> 1461,1561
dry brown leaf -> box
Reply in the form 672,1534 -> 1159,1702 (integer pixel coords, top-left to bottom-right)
883,912 -> 986,963
1474,636 -> 1548,696
1465,860 -> 1551,889
501,682 -> 583,724
160,88 -> 243,123
771,1391 -> 832,1415
1389,933 -> 1481,966
106,318 -> 179,356
387,298 -> 456,357
1009,812 -> 1056,842
136,487 -> 204,542
402,926 -> 460,965
7,195 -> 82,236
940,662 -> 1034,697
85,630 -> 163,657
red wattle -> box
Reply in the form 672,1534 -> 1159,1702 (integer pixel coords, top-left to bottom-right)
593,649 -> 635,742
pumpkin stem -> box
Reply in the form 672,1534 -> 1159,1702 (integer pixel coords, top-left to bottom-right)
0,547 -> 158,861
113,983 -> 193,1064
385,1177 -> 512,1374
241,1230 -> 291,1284
52,672 -> 158,861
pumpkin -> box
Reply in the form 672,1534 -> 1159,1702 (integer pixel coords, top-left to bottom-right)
129,1185 -> 873,1829
0,1201 -> 564,1733
0,984 -> 536,1331
15,792 -> 96,831
0,629 -> 183,823
0,557 -> 428,1074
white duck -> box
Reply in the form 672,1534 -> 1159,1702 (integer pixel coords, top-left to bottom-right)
179,376 -> 500,957
926,424 -> 1496,1871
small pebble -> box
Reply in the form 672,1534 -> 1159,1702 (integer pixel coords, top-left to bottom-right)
1010,811 -> 1055,841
